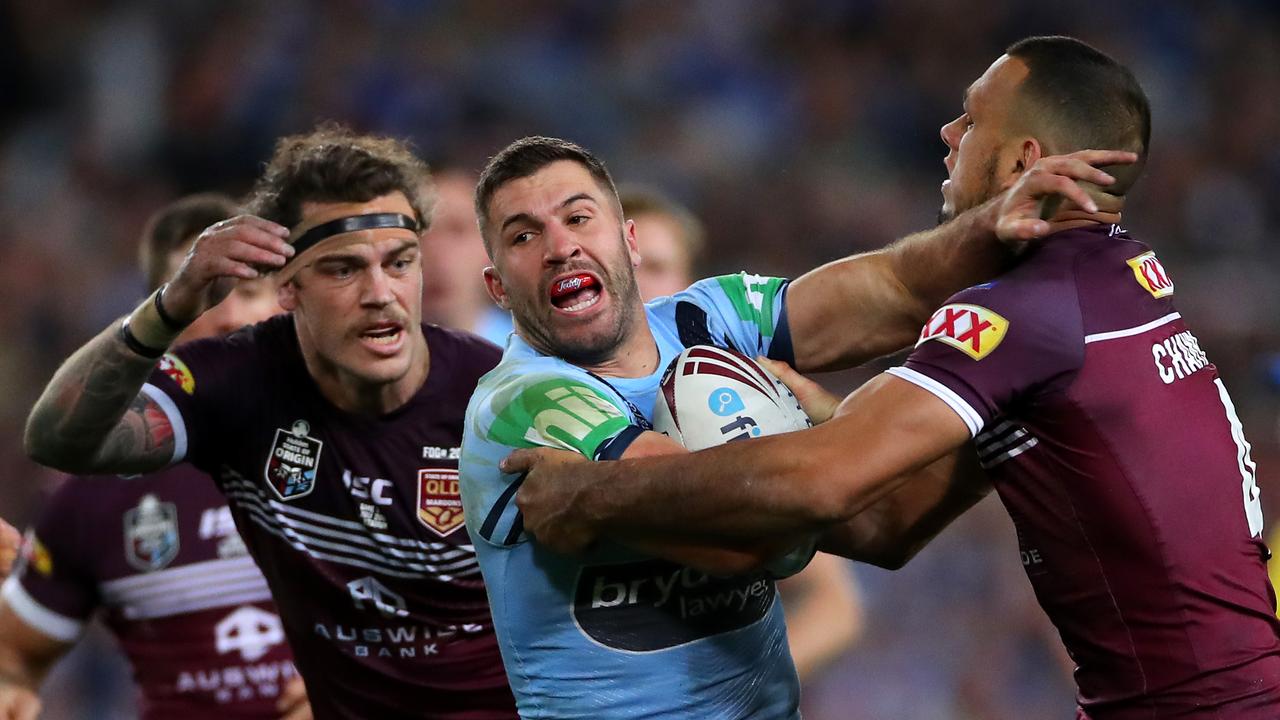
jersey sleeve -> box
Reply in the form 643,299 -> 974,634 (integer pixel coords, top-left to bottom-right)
2,480 -> 97,642
143,333 -> 253,473
885,279 -> 1083,437
673,273 -> 794,364
463,367 -> 643,548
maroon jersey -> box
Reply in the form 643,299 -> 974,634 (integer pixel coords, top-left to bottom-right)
2,466 -> 296,718
142,315 -> 515,719
889,224 -> 1280,719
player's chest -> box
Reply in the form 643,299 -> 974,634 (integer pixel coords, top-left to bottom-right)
237,413 -> 468,543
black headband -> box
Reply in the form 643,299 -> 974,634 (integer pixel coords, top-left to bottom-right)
290,213 -> 419,259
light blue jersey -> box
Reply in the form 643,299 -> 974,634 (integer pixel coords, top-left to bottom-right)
460,273 -> 802,719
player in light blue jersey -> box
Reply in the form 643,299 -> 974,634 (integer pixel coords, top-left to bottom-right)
460,136 -> 1118,718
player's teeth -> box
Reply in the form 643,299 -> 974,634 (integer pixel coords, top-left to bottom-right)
563,293 -> 600,313
367,330 -> 400,345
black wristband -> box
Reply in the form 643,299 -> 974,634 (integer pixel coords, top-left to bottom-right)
119,318 -> 166,359
153,284 -> 184,332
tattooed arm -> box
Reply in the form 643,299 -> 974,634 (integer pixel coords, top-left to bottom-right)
24,215 -> 292,476
24,322 -> 178,475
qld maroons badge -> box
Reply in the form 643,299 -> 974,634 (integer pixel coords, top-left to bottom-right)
264,420 -> 323,501
417,468 -> 464,537
124,494 -> 180,572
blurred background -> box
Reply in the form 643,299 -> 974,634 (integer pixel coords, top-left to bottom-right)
2,0 -> 1279,717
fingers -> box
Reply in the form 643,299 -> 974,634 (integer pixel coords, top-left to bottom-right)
276,677 -> 311,719
757,357 -> 839,424
500,449 -> 539,475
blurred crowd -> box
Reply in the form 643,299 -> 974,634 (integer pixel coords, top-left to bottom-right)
2,1 -> 1278,717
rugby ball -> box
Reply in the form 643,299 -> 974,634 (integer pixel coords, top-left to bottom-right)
653,345 -> 812,451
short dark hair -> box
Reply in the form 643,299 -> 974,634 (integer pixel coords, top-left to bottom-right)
474,136 -> 621,250
1005,36 -> 1151,192
245,123 -> 435,231
618,186 -> 705,265
139,193 -> 240,292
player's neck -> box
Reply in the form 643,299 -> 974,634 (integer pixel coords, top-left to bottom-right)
1045,210 -> 1123,235
579,312 -> 661,379
302,328 -> 432,416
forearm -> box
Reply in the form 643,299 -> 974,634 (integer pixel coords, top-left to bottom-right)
819,449 -> 991,569
580,376 -> 966,542
25,304 -> 179,474
779,553 -> 862,681
790,200 -> 1007,372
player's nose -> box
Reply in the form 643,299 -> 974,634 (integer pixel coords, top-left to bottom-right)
542,223 -> 582,264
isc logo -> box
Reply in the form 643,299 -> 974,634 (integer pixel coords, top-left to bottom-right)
917,303 -> 1009,360
1127,251 -> 1174,298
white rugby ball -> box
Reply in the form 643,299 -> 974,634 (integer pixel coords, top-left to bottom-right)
653,345 -> 812,451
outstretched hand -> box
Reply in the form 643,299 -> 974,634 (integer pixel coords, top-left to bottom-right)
995,149 -> 1139,243
502,448 -> 599,555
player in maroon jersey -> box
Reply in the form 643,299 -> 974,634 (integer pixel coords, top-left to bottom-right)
508,37 -> 1280,718
0,194 -> 306,720
23,127 -> 516,718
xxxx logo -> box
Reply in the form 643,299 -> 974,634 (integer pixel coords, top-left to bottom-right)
917,303 -> 1009,360
1126,251 -> 1174,298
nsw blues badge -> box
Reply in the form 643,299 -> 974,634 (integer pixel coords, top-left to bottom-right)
264,420 -> 323,501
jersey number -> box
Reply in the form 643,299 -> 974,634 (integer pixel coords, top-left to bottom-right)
1214,379 -> 1264,538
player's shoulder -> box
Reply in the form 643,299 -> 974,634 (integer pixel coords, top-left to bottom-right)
425,323 -> 502,367
42,465 -> 216,521
168,313 -> 294,370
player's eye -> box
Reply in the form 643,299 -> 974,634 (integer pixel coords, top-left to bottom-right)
963,114 -> 975,130
567,213 -> 590,226
511,231 -> 533,245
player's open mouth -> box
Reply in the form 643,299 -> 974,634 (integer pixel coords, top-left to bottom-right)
359,323 -> 404,353
548,272 -> 602,314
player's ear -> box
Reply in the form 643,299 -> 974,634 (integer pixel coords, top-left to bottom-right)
1014,137 -> 1044,174
624,218 -> 641,269
483,266 -> 511,310
277,278 -> 298,311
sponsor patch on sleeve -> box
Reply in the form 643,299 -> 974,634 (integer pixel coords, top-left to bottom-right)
23,532 -> 53,576
487,377 -> 631,458
1126,251 -> 1174,298
917,303 -> 1009,360
158,353 -> 196,395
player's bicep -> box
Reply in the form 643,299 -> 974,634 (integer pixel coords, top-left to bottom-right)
785,255 -> 926,372
89,389 -> 181,475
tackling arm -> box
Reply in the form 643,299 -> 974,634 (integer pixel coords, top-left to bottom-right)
600,431 -> 813,576
510,373 -> 973,552
786,150 -> 1136,371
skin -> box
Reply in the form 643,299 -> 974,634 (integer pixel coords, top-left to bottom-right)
631,211 -> 694,301
420,171 -> 498,332
3,235 -> 305,719
501,55 -> 1138,561
24,191 -> 428,476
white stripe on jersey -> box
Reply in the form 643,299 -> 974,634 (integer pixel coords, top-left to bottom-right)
221,471 -> 475,553
99,556 -> 273,620
140,382 -> 188,465
980,438 -> 1039,469
1083,312 -> 1181,344
976,420 -> 1039,469
2,576 -> 85,642
885,367 -> 984,437
219,476 -> 480,580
